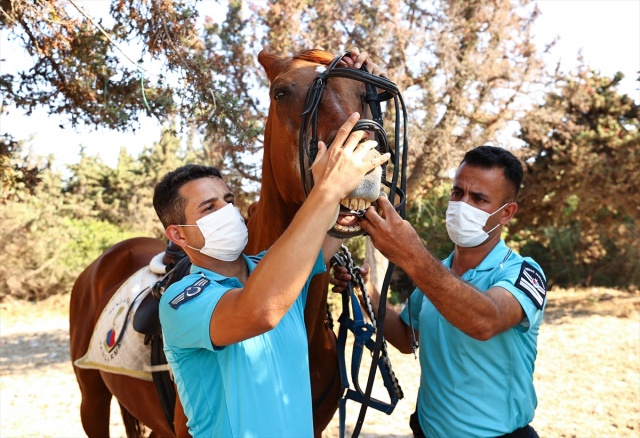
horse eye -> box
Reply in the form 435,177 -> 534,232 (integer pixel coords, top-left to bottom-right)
273,87 -> 287,100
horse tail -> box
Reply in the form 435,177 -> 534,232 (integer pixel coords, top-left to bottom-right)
119,403 -> 146,438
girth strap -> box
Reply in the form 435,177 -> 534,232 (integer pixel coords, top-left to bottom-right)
139,252 -> 192,433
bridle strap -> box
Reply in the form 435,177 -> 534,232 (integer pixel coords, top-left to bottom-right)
298,51 -> 404,200
299,51 -> 410,438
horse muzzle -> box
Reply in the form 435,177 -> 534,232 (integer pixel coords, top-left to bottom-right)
328,160 -> 383,238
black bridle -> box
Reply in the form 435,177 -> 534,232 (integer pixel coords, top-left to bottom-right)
299,51 -> 410,438
298,51 -> 408,221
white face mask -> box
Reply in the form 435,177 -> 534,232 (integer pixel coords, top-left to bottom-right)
446,201 -> 507,248
178,203 -> 248,261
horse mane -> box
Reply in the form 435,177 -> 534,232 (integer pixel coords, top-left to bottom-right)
293,49 -> 336,66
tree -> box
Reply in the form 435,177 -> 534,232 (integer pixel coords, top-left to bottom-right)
1,134 -> 42,203
3,0 -> 548,204
0,128 -> 206,300
1,0 -> 263,205
514,67 -> 639,287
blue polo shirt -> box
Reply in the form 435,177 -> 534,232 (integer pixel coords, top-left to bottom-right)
160,251 -> 326,437
400,240 -> 546,437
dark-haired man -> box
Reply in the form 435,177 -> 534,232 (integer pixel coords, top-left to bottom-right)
153,112 -> 389,437
332,146 -> 546,438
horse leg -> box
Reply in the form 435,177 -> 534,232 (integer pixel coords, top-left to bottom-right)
74,368 -> 113,438
120,402 -> 147,437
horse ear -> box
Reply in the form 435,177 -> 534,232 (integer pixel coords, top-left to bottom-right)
258,48 -> 286,84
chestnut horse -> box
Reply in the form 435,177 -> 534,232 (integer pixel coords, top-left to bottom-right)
69,48 -> 382,437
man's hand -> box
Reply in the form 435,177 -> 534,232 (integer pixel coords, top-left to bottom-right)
330,263 -> 371,292
342,47 -> 388,77
310,113 -> 390,200
358,196 -> 425,268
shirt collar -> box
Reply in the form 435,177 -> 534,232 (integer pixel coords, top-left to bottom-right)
189,253 -> 257,280
474,239 -> 511,272
443,240 -> 511,274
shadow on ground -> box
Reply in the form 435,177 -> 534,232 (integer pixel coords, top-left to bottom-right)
0,329 -> 70,373
543,288 -> 639,324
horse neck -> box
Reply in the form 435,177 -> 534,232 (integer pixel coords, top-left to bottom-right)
245,131 -> 300,254
245,185 -> 298,254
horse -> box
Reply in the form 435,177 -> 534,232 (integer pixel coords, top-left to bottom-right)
69,48 -> 385,437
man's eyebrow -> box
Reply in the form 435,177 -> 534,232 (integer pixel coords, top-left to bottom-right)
453,185 -> 490,200
470,190 -> 490,199
223,192 -> 234,202
197,197 -> 219,209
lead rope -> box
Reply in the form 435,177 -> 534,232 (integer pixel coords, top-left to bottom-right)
332,245 -> 403,438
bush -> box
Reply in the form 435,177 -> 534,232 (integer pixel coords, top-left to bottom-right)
0,201 -> 140,301
517,219 -> 640,289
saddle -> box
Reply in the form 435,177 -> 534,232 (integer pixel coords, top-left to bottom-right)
133,242 -> 192,336
132,241 -> 191,433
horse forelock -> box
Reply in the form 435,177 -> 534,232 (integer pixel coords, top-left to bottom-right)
293,49 -> 335,66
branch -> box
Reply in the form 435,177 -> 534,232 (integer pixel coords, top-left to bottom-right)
67,0 -> 150,75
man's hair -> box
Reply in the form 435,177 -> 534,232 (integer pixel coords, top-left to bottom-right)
153,164 -> 223,229
461,145 -> 524,200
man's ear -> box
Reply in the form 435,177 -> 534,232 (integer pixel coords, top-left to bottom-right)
501,202 -> 518,224
165,225 -> 187,248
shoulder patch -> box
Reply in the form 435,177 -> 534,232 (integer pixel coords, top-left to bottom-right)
169,277 -> 210,310
515,261 -> 547,310
247,255 -> 261,265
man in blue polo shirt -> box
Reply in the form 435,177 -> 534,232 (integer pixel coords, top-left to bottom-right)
332,146 -> 546,437
153,111 -> 390,437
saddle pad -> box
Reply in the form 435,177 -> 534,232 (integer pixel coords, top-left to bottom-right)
74,266 -> 163,381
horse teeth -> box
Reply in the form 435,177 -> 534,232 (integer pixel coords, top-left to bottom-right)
334,224 -> 362,233
340,198 -> 370,214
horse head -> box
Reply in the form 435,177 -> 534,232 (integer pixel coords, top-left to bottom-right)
248,48 -> 385,248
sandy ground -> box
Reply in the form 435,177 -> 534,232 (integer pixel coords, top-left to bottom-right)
0,287 -> 638,438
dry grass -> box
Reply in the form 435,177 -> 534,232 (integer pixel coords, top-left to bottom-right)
1,287 -> 638,437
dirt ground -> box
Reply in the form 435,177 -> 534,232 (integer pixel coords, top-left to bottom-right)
0,287 -> 638,438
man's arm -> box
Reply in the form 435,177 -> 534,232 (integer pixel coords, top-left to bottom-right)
210,114 -> 390,346
359,196 -> 523,341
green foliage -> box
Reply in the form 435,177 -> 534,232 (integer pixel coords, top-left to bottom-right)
62,127 -> 198,238
515,68 -> 639,288
0,134 -> 43,203
0,198 -> 136,301
0,132 -> 180,301
517,219 -> 639,289
59,218 -> 138,276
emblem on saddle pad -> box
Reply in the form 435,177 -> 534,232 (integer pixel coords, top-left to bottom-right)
104,305 -> 127,353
